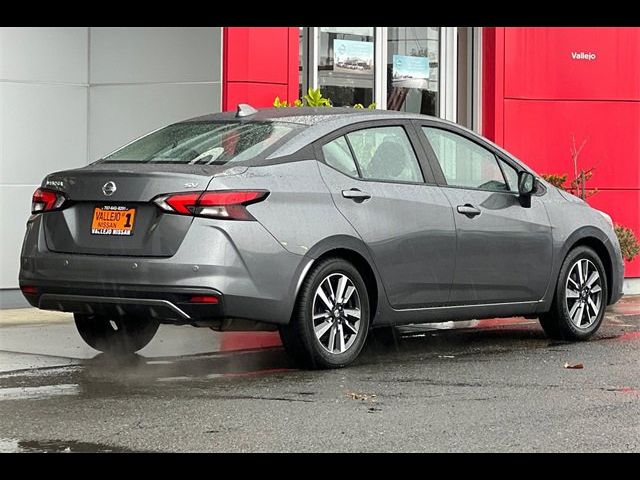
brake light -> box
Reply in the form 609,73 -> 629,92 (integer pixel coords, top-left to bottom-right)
32,188 -> 66,213
163,192 -> 200,215
154,190 -> 268,220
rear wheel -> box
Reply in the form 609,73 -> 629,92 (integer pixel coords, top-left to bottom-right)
539,246 -> 607,340
279,257 -> 370,369
74,313 -> 159,354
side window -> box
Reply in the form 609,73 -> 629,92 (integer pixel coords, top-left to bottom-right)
321,136 -> 359,177
346,126 -> 424,183
422,127 -> 508,191
498,157 -> 519,193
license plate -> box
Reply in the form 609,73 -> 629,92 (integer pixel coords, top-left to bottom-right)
91,206 -> 136,236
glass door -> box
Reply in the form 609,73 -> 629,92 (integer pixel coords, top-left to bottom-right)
299,26 -> 478,127
316,27 -> 375,107
386,27 -> 440,115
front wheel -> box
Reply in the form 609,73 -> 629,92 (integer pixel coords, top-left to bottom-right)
539,246 -> 608,341
279,258 -> 370,369
74,313 -> 159,354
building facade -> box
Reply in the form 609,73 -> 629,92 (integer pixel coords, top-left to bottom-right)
0,26 -> 638,307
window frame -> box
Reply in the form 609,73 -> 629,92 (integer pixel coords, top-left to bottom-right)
321,135 -> 362,178
313,119 -> 437,186
495,155 -> 520,193
414,120 -> 526,194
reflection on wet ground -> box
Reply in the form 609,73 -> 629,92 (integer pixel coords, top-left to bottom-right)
0,303 -> 638,453
0,437 -> 138,453
1,314 -> 636,391
83,346 -> 295,384
20,320 -> 541,389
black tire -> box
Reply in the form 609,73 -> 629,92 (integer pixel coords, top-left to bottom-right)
74,313 -> 159,354
539,246 -> 608,341
279,257 -> 370,369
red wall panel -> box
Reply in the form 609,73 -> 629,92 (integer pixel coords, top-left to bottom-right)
223,27 -> 299,111
225,27 -> 290,84
587,190 -> 640,277
504,27 -> 640,101
503,99 -> 640,189
225,82 -> 289,111
483,27 -> 640,278
482,27 -> 505,145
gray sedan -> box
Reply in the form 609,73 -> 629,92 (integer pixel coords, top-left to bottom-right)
19,106 -> 624,368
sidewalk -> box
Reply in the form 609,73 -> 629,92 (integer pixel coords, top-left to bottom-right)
1,295 -> 639,327
0,308 -> 72,327
606,294 -> 640,319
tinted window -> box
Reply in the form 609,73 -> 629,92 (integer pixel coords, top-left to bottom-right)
102,121 -> 298,165
346,126 -> 423,182
422,127 -> 508,191
499,157 -> 519,192
322,136 -> 359,177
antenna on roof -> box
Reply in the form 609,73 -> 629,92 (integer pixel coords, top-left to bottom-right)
236,104 -> 258,118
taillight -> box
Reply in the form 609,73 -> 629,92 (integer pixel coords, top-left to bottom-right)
32,188 -> 66,213
153,190 -> 268,220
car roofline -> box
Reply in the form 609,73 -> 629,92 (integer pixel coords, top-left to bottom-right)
176,107 -> 533,174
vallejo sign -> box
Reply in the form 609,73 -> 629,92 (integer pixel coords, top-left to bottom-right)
571,51 -> 597,61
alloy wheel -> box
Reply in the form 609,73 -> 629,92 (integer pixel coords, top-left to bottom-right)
565,258 -> 603,329
312,273 -> 361,354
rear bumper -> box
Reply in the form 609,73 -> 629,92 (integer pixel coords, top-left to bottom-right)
21,281 -> 225,323
19,214 -> 308,325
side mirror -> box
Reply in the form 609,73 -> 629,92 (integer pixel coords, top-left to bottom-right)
518,171 -> 535,196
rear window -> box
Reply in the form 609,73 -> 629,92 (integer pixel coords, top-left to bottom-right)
100,121 -> 300,164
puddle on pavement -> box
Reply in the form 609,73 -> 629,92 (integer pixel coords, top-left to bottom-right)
596,330 -> 640,342
0,437 -> 137,453
78,346 -> 296,386
2,317 -> 634,389
616,387 -> 640,396
205,367 -> 295,379
604,386 -> 640,397
156,376 -> 193,382
618,331 -> 640,341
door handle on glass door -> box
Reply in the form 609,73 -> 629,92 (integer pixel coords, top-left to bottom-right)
457,204 -> 481,217
342,189 -> 371,201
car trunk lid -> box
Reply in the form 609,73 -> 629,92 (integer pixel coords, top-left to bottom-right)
41,164 -> 229,257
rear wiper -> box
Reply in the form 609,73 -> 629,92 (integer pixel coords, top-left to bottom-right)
146,158 -> 186,163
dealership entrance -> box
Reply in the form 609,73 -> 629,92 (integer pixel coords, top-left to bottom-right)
298,27 -> 481,130
1,26 -> 638,309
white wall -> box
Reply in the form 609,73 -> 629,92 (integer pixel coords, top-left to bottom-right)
0,27 -> 222,305
88,27 -> 222,160
0,27 -> 89,296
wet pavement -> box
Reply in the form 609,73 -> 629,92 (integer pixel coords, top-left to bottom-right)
0,297 -> 638,452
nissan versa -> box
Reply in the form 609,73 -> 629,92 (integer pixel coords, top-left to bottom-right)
19,106 -> 624,368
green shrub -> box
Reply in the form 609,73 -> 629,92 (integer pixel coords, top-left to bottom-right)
542,171 -> 639,263
541,174 -> 567,189
273,88 -> 375,109
615,224 -> 640,262
303,88 -> 332,107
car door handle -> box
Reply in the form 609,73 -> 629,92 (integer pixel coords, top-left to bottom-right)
342,189 -> 371,201
457,204 -> 481,217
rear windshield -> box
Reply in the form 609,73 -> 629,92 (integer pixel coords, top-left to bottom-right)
100,121 -> 300,164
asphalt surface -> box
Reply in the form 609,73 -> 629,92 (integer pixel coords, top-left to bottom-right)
0,299 -> 638,453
